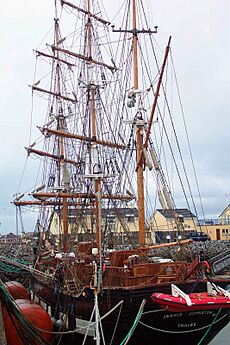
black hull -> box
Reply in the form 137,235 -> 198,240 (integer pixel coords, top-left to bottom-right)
31,278 -> 230,345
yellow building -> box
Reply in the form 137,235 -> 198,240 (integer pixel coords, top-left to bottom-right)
150,208 -> 197,243
49,207 -> 140,245
219,205 -> 230,225
150,206 -> 230,242
49,205 -> 230,245
198,205 -> 230,241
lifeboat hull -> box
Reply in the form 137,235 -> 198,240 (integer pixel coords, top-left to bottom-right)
152,292 -> 230,312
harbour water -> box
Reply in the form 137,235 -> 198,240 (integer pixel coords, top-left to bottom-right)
210,323 -> 230,344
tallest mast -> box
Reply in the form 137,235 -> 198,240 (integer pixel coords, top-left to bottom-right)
132,0 -> 139,89
132,0 -> 145,245
112,0 -> 157,246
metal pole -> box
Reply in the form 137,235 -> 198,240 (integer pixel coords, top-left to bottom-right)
94,289 -> 100,345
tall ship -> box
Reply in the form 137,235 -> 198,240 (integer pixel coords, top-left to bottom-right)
1,1 -> 230,345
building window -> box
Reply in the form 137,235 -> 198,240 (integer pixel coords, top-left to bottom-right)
222,229 -> 229,235
127,216 -> 134,223
225,216 -> 230,224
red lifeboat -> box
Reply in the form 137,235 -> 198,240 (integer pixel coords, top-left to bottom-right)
4,281 -> 29,300
3,298 -> 53,345
152,282 -> 230,312
1,281 -> 53,345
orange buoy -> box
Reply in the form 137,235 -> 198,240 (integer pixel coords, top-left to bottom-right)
2,298 -> 53,345
4,281 -> 29,300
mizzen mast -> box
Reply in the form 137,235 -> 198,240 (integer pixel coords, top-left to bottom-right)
112,0 -> 157,246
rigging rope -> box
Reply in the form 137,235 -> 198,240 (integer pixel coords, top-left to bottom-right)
159,50 -> 200,219
170,52 -> 206,226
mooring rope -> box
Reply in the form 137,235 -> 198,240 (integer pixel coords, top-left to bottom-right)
119,300 -> 146,345
197,308 -> 222,345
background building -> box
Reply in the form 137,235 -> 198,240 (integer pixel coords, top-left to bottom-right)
0,232 -> 20,244
197,205 -> 230,241
49,207 -> 144,246
150,208 -> 197,243
24,205 -> 230,244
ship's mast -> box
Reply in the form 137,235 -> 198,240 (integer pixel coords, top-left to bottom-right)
13,0 -> 135,248
112,0 -> 157,246
87,0 -> 101,251
132,0 -> 145,246
132,0 -> 138,90
54,14 -> 69,252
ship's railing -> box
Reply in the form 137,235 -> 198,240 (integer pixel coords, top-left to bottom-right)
197,218 -> 230,226
103,261 -> 188,287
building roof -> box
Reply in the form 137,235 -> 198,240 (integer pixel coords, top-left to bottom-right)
156,209 -> 196,219
219,205 -> 230,218
0,232 -> 19,240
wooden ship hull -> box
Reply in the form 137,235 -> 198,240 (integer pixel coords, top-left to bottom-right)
29,248 -> 230,345
2,248 -> 230,344
30,277 -> 230,345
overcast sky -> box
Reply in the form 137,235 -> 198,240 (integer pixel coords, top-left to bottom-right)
1,0 -> 230,234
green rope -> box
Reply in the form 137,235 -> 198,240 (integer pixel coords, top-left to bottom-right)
119,300 -> 146,345
197,308 -> 222,345
0,256 -> 30,275
0,255 -> 30,265
0,264 -> 26,274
